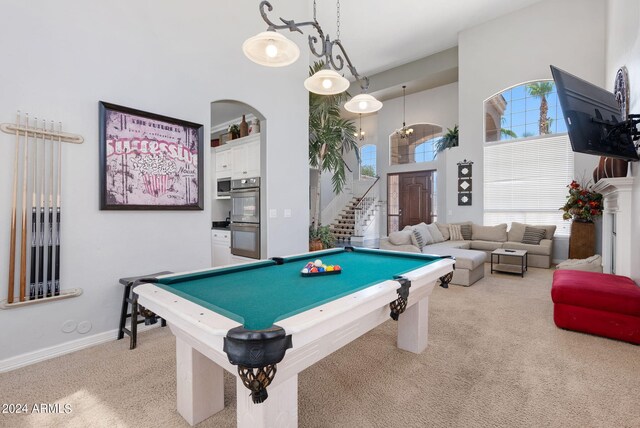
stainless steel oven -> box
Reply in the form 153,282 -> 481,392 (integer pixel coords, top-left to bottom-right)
230,178 -> 260,224
230,177 -> 260,259
230,223 -> 260,259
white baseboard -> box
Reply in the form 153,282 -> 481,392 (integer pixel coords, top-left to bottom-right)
0,324 -> 160,373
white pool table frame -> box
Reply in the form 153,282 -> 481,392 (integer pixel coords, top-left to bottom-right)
135,250 -> 454,428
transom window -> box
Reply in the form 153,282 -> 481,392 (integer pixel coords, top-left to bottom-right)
360,144 -> 376,177
483,81 -> 573,237
389,123 -> 442,165
485,80 -> 567,142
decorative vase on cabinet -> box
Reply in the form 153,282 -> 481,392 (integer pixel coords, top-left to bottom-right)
239,115 -> 249,138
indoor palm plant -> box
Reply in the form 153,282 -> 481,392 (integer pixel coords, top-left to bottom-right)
560,180 -> 603,222
308,60 -> 359,238
435,125 -> 459,153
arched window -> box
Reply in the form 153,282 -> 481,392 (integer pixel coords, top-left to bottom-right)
389,123 -> 442,165
483,80 -> 573,236
360,144 -> 376,177
485,80 -> 567,142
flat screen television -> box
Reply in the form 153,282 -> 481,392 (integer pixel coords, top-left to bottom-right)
550,65 -> 639,161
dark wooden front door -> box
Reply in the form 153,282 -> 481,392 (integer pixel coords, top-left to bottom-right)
388,171 -> 434,232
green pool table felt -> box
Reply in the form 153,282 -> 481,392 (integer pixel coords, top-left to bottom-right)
153,248 -> 441,330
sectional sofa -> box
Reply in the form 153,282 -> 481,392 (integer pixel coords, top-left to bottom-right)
380,221 -> 556,269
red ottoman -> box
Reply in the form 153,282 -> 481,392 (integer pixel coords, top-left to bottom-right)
551,270 -> 640,344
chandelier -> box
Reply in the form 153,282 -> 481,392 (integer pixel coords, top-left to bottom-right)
354,113 -> 365,141
243,0 -> 383,113
397,85 -> 413,139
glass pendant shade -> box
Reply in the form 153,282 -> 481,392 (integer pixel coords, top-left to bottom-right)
304,68 -> 350,95
344,93 -> 383,113
242,31 -> 300,67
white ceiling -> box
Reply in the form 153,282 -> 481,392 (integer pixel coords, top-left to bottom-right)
313,0 -> 546,76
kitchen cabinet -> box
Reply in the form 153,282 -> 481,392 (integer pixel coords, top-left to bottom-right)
211,229 -> 231,267
215,147 -> 232,175
231,135 -> 260,179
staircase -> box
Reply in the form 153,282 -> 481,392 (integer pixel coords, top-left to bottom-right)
328,177 -> 382,243
329,197 -> 359,241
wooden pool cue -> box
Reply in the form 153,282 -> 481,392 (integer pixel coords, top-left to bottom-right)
46,121 -> 54,298
37,120 -> 45,299
19,114 -> 30,302
7,112 -> 20,304
29,117 -> 38,300
54,122 -> 61,296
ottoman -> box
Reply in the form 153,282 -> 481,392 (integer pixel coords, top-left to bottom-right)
424,247 -> 486,286
551,270 -> 640,344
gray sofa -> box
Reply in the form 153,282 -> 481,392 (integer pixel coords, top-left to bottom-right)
380,221 -> 555,269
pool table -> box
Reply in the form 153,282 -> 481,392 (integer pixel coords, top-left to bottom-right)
135,247 -> 455,427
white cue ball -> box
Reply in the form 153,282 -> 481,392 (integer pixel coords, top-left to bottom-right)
314,259 -> 323,267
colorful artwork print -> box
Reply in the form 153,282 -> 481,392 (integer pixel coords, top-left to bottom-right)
99,102 -> 203,210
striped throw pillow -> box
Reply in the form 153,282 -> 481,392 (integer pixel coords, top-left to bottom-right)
449,224 -> 464,241
410,229 -> 425,250
521,226 -> 546,245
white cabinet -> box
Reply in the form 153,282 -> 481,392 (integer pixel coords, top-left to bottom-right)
231,135 -> 260,179
211,230 -> 231,267
215,147 -> 232,175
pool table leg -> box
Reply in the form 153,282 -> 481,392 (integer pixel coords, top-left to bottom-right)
236,374 -> 298,428
175,337 -> 224,426
397,296 -> 429,353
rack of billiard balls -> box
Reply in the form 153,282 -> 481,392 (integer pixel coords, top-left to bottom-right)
300,259 -> 342,277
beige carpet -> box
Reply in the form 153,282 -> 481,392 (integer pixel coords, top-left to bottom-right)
1,265 -> 639,428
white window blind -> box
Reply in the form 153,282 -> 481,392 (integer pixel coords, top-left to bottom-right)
483,134 -> 573,236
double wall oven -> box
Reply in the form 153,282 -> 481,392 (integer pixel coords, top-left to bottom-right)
230,177 -> 260,259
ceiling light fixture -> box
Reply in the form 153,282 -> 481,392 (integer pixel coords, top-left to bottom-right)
397,85 -> 414,139
354,113 -> 365,141
243,1 -> 382,112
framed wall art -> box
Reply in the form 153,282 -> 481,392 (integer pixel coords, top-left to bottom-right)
99,102 -> 204,210
457,159 -> 473,206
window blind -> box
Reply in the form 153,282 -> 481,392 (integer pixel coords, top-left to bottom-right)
483,134 -> 573,236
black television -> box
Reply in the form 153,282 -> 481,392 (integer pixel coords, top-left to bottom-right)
550,65 -> 639,161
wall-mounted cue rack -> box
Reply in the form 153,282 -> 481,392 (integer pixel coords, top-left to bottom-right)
0,112 -> 84,309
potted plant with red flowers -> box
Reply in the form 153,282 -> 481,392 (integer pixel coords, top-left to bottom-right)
560,180 -> 603,259
560,180 -> 603,222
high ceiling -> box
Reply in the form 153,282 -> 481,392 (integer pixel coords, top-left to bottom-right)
313,0 -> 546,77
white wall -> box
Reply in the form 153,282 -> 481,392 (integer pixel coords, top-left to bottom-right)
0,0 -> 309,365
605,0 -> 640,283
376,83 -> 459,236
457,0 -> 606,259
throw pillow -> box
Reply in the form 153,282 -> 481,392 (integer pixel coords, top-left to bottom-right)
460,224 -> 472,240
414,222 -> 434,245
388,230 -> 413,246
521,226 -> 546,245
449,224 -> 463,241
410,229 -> 425,250
435,222 -> 450,240
426,223 -> 445,243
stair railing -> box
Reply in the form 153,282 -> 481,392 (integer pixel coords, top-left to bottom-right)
320,173 -> 354,225
353,176 -> 381,236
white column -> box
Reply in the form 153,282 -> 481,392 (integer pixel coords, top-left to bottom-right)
592,177 -> 635,276
175,336 -> 225,426
397,296 -> 429,353
236,374 -> 298,428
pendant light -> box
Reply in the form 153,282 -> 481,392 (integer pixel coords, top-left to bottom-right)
354,114 -> 365,141
397,85 -> 414,139
242,1 -> 382,111
344,93 -> 383,114
304,67 -> 350,95
242,30 -> 300,67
